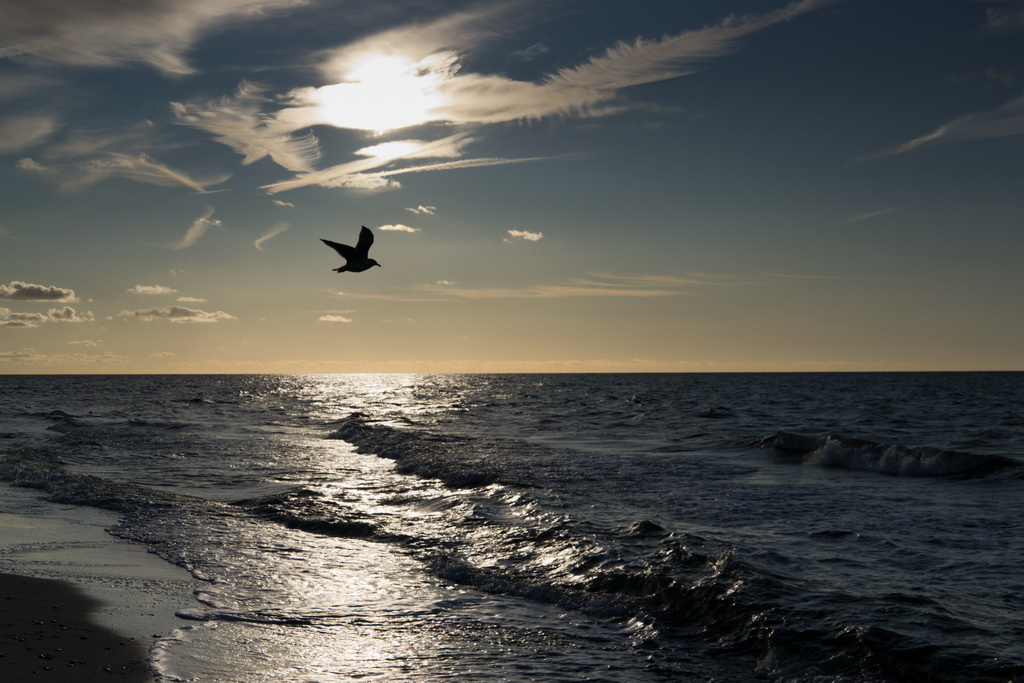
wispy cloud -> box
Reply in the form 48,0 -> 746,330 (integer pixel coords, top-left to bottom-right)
254,222 -> 289,250
410,280 -> 679,300
272,199 -> 294,208
862,93 -> 1024,160
19,151 -> 230,193
0,0 -> 313,75
0,280 -> 77,302
69,339 -> 103,347
1,306 -> 93,327
261,132 -> 476,193
511,42 -> 549,62
173,82 -> 322,173
119,305 -> 236,323
168,207 -> 220,250
188,0 -> 834,195
336,273 -> 720,302
78,153 -> 228,192
318,314 -> 353,323
406,205 -> 437,215
504,229 -> 543,242
128,284 -> 177,295
842,208 -> 897,223
982,2 -> 1024,33
176,296 -> 207,303
0,115 -> 58,153
551,0 -> 838,92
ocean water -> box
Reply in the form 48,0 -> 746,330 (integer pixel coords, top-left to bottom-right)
1,372 -> 1022,682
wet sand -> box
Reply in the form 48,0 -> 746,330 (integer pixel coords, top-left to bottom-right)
1,572 -> 153,681
0,486 -> 201,681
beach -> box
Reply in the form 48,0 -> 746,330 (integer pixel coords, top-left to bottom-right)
1,572 -> 152,680
0,484 -> 200,683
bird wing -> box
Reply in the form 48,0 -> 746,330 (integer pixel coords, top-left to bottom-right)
321,238 -> 356,262
354,226 -> 374,258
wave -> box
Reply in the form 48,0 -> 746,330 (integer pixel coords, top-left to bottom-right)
758,432 -> 1024,478
326,413 -> 534,488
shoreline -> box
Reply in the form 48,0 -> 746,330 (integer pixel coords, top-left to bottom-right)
1,572 -> 154,681
0,484 -> 202,681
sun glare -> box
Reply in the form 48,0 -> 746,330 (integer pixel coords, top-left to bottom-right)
313,54 -> 449,134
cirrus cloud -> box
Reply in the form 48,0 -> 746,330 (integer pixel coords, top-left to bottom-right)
0,0 -> 314,76
168,207 -> 221,250
254,222 -> 289,251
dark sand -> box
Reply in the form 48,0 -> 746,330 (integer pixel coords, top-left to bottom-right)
1,573 -> 154,682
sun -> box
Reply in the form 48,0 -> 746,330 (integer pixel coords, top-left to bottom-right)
312,54 -> 449,134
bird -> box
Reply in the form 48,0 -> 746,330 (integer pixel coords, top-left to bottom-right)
321,226 -> 380,273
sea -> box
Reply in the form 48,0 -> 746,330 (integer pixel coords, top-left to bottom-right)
1,373 -> 1022,682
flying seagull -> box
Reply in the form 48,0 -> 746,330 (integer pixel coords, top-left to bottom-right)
321,226 -> 380,273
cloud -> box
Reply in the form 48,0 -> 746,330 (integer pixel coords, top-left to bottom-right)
0,280 -> 77,302
982,3 -> 1024,32
862,93 -> 1024,160
173,82 -> 322,173
511,42 -> 549,62
168,207 -> 220,249
0,308 -> 45,327
842,208 -> 897,223
1,306 -> 93,327
337,272 -> 762,302
410,281 -> 678,300
261,132 -> 475,193
77,153 -> 229,192
378,224 -> 419,233
504,229 -> 543,242
0,347 -> 128,366
176,296 -> 208,303
254,222 -> 289,250
42,120 -> 161,159
406,205 -> 437,215
119,305 -> 236,323
985,66 -> 1014,86
128,284 -> 177,295
0,115 -> 59,153
171,1 -> 834,198
272,199 -> 295,207
46,306 -> 94,323
16,158 -> 52,172
68,339 -> 103,347
0,73 -> 60,101
0,0 -> 313,75
290,0 -> 836,129
318,314 -> 353,323
20,150 -> 230,193
551,0 -> 837,92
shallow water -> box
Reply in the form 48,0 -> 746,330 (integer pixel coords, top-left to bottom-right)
2,373 -> 1022,681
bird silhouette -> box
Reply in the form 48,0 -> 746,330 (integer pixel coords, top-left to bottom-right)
321,226 -> 380,273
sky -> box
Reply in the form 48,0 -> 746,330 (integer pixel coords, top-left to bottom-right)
1,0 -> 1022,373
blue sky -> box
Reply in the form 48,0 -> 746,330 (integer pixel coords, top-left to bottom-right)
1,0 -> 1022,372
